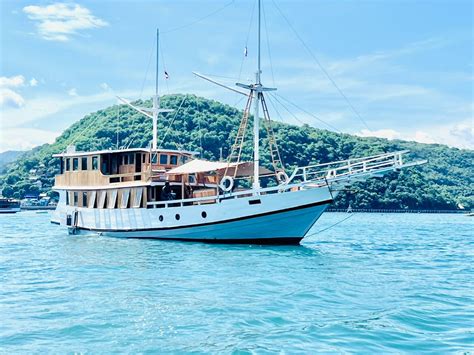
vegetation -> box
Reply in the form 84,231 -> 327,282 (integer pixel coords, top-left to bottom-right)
1,94 -> 472,210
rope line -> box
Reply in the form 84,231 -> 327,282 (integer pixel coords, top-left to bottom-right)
304,213 -> 354,238
238,0 -> 256,82
158,95 -> 187,148
162,1 -> 235,34
139,37 -> 156,99
271,0 -> 371,131
262,0 -> 276,87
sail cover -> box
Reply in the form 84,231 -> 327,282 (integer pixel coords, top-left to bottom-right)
165,159 -> 272,176
165,159 -> 238,175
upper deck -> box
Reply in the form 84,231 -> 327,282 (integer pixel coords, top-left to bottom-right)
53,147 -> 198,189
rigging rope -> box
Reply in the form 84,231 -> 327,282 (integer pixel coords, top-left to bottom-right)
304,213 -> 355,238
157,95 -> 187,148
139,37 -> 156,99
271,0 -> 371,131
261,0 -> 276,87
238,0 -> 256,82
269,92 -> 341,133
162,1 -> 235,34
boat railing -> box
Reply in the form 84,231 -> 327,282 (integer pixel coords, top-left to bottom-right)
146,182 -> 302,208
287,150 -> 425,185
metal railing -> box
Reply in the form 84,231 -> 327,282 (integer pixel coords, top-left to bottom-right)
287,150 -> 417,184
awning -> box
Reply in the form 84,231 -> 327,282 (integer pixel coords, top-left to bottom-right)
166,159 -> 273,177
165,159 -> 238,175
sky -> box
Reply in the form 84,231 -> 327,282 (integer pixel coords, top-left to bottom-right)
0,0 -> 473,153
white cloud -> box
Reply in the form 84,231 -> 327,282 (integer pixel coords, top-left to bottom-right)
357,121 -> 474,149
0,75 -> 25,87
0,127 -> 60,152
29,78 -> 38,87
0,88 -> 26,108
23,3 -> 108,42
68,88 -> 78,97
0,75 -> 26,108
100,82 -> 110,91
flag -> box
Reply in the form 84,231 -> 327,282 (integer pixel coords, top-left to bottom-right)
244,46 -> 248,57
164,71 -> 169,79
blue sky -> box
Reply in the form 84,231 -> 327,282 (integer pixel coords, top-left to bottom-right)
0,0 -> 472,152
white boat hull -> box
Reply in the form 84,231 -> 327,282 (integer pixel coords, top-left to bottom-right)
52,186 -> 334,244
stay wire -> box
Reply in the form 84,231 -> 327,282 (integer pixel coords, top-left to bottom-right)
158,95 -> 187,148
238,0 -> 256,82
270,92 -> 341,133
262,0 -> 276,87
162,1 -> 235,34
139,37 -> 156,99
271,0 -> 371,131
304,213 -> 354,238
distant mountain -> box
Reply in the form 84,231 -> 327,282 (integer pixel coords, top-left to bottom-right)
0,150 -> 25,173
0,94 -> 472,210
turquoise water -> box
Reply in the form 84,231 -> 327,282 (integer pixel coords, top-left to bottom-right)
1,212 -> 473,353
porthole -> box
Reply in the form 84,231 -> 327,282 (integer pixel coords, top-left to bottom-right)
159,215 -> 163,222
175,214 -> 180,220
201,211 -> 207,218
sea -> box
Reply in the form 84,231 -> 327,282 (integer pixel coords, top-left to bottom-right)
0,211 -> 472,353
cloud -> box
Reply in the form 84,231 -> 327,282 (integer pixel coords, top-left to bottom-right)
100,82 -> 111,91
357,121 -> 474,149
29,78 -> 38,87
0,127 -> 60,152
0,75 -> 26,108
68,88 -> 78,97
23,3 -> 108,42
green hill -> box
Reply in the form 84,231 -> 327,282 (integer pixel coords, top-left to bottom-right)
1,94 -> 473,210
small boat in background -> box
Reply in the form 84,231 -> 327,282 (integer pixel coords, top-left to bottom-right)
0,198 -> 21,214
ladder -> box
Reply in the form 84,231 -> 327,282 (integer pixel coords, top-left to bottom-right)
224,93 -> 253,178
260,94 -> 286,175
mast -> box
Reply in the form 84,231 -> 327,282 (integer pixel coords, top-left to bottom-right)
253,0 -> 262,191
152,28 -> 159,151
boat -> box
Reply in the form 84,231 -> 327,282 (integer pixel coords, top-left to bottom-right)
51,1 -> 426,244
0,198 -> 21,214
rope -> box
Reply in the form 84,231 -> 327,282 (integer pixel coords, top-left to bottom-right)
139,37 -> 156,99
304,213 -> 354,238
271,0 -> 371,131
262,0 -> 276,87
162,1 -> 235,34
158,95 -> 187,148
238,0 -> 256,82
269,92 -> 341,133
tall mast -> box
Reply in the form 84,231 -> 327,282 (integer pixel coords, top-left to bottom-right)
152,28 -> 159,151
253,0 -> 262,191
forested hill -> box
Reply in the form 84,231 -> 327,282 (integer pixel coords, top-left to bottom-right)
1,94 -> 473,210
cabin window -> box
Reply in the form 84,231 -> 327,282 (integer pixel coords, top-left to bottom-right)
82,192 -> 88,207
66,158 -> 70,171
60,159 -> 64,174
73,158 -> 79,171
160,154 -> 168,165
92,156 -> 98,170
170,155 -> 178,165
123,155 -> 128,165
66,191 -> 69,205
151,154 -> 157,164
81,157 -> 88,170
73,191 -> 78,206
142,154 -> 146,163
129,154 -> 134,164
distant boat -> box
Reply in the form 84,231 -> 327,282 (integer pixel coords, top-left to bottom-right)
465,212 -> 474,217
50,0 -> 426,244
0,198 -> 21,214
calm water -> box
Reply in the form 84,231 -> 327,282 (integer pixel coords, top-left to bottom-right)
0,212 -> 472,353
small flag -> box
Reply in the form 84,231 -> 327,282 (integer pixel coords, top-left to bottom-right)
244,46 -> 248,57
164,71 -> 169,79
